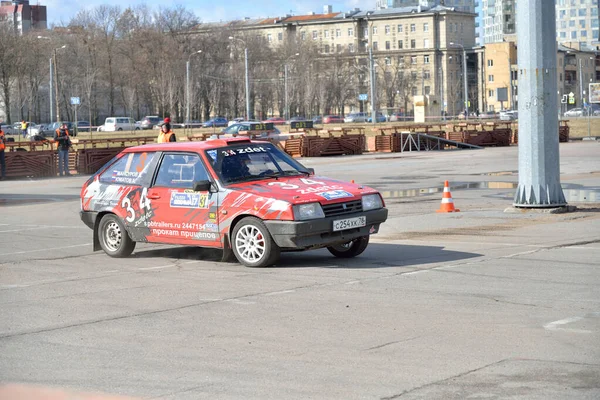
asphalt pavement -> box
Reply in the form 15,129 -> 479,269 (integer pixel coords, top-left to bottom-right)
1,142 -> 599,399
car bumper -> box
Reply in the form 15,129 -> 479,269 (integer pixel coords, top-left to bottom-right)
264,208 -> 388,250
80,211 -> 98,230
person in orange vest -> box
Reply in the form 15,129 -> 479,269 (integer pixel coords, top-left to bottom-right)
54,122 -> 72,176
0,126 -> 6,180
157,117 -> 176,143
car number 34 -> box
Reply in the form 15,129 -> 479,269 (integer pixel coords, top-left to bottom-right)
333,216 -> 366,232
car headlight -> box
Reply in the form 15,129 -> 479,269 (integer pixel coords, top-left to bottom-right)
293,202 -> 325,221
362,194 -> 383,211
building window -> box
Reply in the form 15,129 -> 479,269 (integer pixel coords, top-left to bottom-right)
325,30 -> 330,38
373,41 -> 378,51
423,39 -> 430,48
488,59 -> 493,67
385,25 -> 390,34
570,20 -> 575,27
398,40 -> 403,49
571,31 -> 577,39
372,26 -> 378,35
411,39 -> 416,48
423,70 -> 431,79
267,34 -> 272,42
364,27 -> 368,37
312,31 -> 318,39
336,44 -> 342,52
423,23 -> 429,32
336,29 -> 341,37
278,32 -> 283,41
581,30 -> 587,37
488,75 -> 494,82
385,57 -> 392,65
424,55 -> 430,64
398,56 -> 404,64
410,24 -> 416,32
348,27 -> 354,36
424,86 -> 431,95
411,56 -> 417,64
579,20 -> 586,28
397,24 -> 403,33
411,87 -> 417,96
349,43 -> 354,53
488,90 -> 494,97
449,57 -> 453,64
579,8 -> 587,16
385,41 -> 390,50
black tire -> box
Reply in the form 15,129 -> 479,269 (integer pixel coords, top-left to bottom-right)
98,214 -> 136,258
232,217 -> 280,267
117,128 -> 123,131
327,236 -> 370,258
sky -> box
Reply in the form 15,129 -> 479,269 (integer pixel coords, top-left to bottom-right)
45,0 -> 376,25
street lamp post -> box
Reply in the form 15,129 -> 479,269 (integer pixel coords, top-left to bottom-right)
53,45 -> 67,122
366,12 -> 377,124
450,42 -> 468,120
186,50 -> 202,125
229,37 -> 250,120
284,53 -> 299,121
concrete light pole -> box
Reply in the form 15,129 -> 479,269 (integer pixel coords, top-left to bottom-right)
450,42 -> 468,119
513,0 -> 566,207
284,53 -> 299,121
366,12 -> 377,124
229,37 -> 250,120
186,50 -> 202,125
53,45 -> 67,122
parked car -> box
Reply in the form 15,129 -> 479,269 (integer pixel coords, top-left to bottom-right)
262,117 -> 286,125
344,112 -> 368,123
389,113 -> 410,122
221,122 -> 281,136
564,108 -> 584,117
367,113 -> 386,123
102,117 -> 137,132
287,116 -> 307,124
323,115 -> 344,124
228,117 -> 245,126
76,121 -> 91,132
499,110 -> 518,121
80,138 -> 388,267
478,111 -> 497,120
140,116 -> 162,130
28,124 -> 46,137
312,116 -> 323,124
40,122 -> 75,137
202,117 -> 228,128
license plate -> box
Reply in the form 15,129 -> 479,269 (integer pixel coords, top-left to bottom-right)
333,216 -> 366,232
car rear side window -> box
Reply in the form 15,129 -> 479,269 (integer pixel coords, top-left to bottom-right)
153,153 -> 209,189
99,152 -> 156,186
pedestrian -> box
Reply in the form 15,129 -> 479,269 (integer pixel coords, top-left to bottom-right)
0,126 -> 6,180
21,120 -> 27,138
54,122 -> 72,176
157,117 -> 176,143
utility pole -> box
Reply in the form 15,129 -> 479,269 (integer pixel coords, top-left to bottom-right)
49,57 -> 54,123
513,0 -> 566,207
53,49 -> 60,122
244,47 -> 250,120
366,12 -> 377,124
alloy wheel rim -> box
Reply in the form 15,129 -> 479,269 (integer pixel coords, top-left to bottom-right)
235,225 -> 266,263
332,241 -> 354,252
105,221 -> 122,252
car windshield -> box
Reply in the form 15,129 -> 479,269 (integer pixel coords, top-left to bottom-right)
205,142 -> 310,185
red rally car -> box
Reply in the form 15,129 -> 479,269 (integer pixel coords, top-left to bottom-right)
80,138 -> 388,267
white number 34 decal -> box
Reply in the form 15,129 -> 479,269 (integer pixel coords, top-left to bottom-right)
121,188 -> 152,223
267,178 -> 324,190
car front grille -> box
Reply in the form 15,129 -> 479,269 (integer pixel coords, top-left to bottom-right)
322,200 -> 363,218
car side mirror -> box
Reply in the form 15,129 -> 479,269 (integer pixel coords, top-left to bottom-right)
193,180 -> 213,192
307,168 -> 315,175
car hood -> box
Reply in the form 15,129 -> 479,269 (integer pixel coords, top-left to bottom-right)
227,175 -> 379,205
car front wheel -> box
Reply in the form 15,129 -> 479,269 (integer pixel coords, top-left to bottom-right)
98,214 -> 136,258
232,217 -> 280,267
327,236 -> 369,258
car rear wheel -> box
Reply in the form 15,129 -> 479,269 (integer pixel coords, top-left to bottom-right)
98,214 -> 136,258
232,217 -> 280,267
327,236 -> 369,258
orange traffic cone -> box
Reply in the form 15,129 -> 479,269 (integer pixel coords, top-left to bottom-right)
437,180 -> 460,213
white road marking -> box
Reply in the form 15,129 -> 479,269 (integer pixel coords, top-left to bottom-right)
544,316 -> 593,334
264,290 -> 296,296
0,227 -> 59,233
402,270 -> 430,276
0,243 -> 91,256
345,280 -> 361,285
138,265 -> 176,271
225,299 -> 256,305
0,284 -> 30,289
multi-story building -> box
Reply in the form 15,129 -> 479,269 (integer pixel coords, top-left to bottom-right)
376,0 -> 476,13
475,41 -> 600,113
0,0 -> 47,34
480,0 -> 516,44
556,0 -> 599,46
196,5 -> 477,116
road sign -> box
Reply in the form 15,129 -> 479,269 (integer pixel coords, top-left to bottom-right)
568,92 -> 575,105
70,97 -> 80,105
590,83 -> 600,104
561,95 -> 568,104
358,94 -> 368,101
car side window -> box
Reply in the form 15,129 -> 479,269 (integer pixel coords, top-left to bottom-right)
99,152 -> 156,185
153,153 -> 209,189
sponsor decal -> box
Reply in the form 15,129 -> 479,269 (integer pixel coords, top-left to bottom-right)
318,190 -> 354,200
170,192 -> 209,208
112,170 -> 139,184
150,228 -> 218,241
369,225 -> 378,234
209,212 -> 217,220
207,149 -> 217,161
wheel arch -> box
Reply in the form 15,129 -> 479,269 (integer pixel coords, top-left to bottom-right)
93,211 -> 134,251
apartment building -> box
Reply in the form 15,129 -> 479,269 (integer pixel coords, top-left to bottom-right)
475,42 -> 600,113
0,0 -> 47,34
376,0 -> 476,13
480,0 -> 516,44
556,0 -> 599,46
196,5 -> 476,116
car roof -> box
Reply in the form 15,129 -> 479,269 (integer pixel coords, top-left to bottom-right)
124,138 -> 257,153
